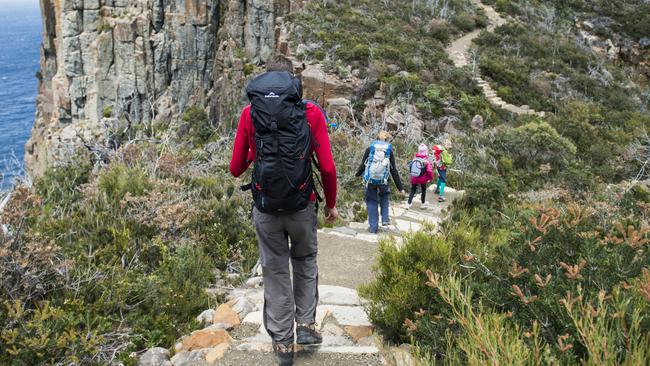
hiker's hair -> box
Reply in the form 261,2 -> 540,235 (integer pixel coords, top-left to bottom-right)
378,130 -> 392,141
266,55 -> 294,73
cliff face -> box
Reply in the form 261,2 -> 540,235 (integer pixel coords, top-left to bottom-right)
26,0 -> 296,176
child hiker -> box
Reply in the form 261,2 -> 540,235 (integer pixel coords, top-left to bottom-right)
432,144 -> 452,202
407,143 -> 434,209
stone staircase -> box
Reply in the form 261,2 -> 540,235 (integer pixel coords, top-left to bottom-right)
138,186 -> 462,366
446,0 -> 546,118
318,186 -> 463,246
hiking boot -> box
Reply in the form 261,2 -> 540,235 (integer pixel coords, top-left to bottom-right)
272,341 -> 294,366
438,196 -> 446,202
296,323 -> 323,345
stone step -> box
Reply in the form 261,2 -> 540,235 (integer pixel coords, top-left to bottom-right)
236,342 -> 379,354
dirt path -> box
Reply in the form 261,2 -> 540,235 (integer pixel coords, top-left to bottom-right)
446,0 -> 545,117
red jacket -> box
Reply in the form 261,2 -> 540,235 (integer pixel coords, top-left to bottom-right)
410,153 -> 434,185
230,102 -> 337,209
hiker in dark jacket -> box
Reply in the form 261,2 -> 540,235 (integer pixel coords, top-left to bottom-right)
355,131 -> 404,233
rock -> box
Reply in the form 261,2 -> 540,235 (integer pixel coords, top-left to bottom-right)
236,342 -> 273,352
244,0 -> 275,63
395,219 -> 422,233
383,102 -> 423,140
245,276 -> 264,288
318,285 -> 361,306
328,305 -> 372,327
443,118 -> 460,135
196,309 -> 215,325
332,226 -> 357,236
471,115 -> 484,131
231,296 -> 255,319
320,335 -> 355,347
325,97 -> 353,121
138,347 -> 170,366
389,344 -> 416,366
301,64 -> 357,103
204,287 -> 229,299
344,325 -> 374,342
321,323 -> 345,337
242,311 -> 264,325
443,107 -> 459,115
27,0 -> 241,177
170,349 -> 210,366
205,343 -> 230,364
357,336 -> 376,347
180,328 -> 232,351
212,304 -> 240,329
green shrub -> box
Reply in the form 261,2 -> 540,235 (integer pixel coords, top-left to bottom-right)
365,199 -> 650,363
451,13 -> 476,32
496,121 -> 577,172
102,106 -> 112,118
243,63 -> 255,76
359,227 -> 453,344
182,106 -> 212,145
98,164 -> 151,201
1,144 -> 258,363
1,300 -> 106,365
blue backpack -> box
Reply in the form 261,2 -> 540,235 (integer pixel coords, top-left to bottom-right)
363,141 -> 392,185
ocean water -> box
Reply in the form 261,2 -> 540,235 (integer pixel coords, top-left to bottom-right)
0,3 -> 41,189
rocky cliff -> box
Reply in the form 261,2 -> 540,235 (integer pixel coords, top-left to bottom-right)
26,0 -> 298,176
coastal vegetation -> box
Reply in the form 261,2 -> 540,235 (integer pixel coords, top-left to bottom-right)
1,0 -> 648,364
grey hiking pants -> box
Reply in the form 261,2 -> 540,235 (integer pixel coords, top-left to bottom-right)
252,201 -> 319,344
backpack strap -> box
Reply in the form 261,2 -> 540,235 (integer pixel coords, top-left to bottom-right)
311,156 -> 324,204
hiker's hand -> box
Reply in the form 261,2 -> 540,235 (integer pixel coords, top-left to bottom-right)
324,206 -> 339,224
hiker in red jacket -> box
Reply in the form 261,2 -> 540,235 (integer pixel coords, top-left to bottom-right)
229,55 -> 338,366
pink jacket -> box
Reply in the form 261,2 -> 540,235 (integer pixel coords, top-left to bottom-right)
410,153 -> 434,185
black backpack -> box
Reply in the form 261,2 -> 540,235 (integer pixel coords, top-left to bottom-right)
246,71 -> 314,214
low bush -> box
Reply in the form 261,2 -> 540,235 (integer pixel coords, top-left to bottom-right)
0,142 -> 257,364
362,198 -> 650,363
181,106 -> 213,146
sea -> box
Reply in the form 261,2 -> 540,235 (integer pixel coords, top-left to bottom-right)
0,1 -> 41,190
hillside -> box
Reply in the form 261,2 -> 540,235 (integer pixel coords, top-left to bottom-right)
1,0 -> 649,365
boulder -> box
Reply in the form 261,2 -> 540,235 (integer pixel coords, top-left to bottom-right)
301,64 -> 356,103
231,296 -> 255,319
170,349 -> 210,366
384,102 -> 423,140
245,276 -> 263,288
344,325 -> 374,342
196,309 -> 215,325
180,328 -> 232,351
325,97 -> 353,121
471,115 -> 484,131
205,343 -> 230,364
138,347 -> 171,366
212,303 -> 240,329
